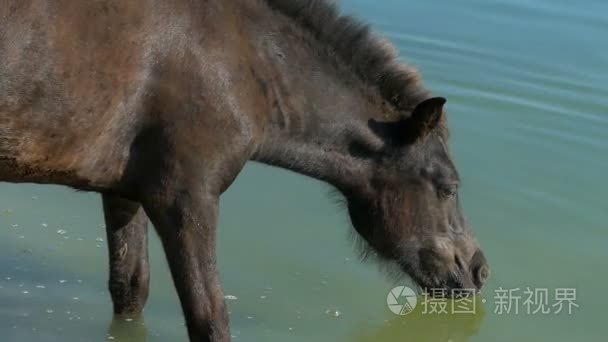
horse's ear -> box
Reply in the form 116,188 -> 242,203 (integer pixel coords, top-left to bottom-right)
407,97 -> 446,140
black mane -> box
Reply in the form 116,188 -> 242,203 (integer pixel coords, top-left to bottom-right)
265,0 -> 431,111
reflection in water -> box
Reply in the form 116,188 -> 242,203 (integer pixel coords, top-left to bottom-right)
355,297 -> 486,342
107,315 -> 147,342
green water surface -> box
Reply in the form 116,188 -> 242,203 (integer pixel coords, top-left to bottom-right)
1,0 -> 606,341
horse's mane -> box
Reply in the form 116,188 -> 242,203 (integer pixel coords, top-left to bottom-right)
264,0 -> 431,112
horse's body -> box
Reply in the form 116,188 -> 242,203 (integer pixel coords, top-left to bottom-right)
1,1 -> 489,341
1,0 -> 259,190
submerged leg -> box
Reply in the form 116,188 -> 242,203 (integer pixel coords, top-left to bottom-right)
102,194 -> 150,315
143,191 -> 229,342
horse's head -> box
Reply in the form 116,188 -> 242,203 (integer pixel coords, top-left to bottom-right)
346,97 -> 489,294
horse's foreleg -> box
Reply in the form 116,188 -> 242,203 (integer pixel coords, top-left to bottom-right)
143,191 -> 230,342
102,194 -> 150,315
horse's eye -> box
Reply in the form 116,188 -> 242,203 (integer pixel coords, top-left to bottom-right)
438,184 -> 458,199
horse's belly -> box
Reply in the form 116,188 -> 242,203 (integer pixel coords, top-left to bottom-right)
0,122 -> 130,190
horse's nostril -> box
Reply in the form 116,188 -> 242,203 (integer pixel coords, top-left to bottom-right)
470,249 -> 489,288
474,264 -> 491,287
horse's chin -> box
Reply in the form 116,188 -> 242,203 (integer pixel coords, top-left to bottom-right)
398,262 -> 449,296
402,267 -> 480,298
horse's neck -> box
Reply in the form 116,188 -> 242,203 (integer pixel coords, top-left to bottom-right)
250,17 -> 389,193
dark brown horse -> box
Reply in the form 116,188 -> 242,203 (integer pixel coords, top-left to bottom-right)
0,0 -> 490,341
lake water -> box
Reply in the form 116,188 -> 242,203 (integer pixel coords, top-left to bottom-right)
1,0 -> 606,341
